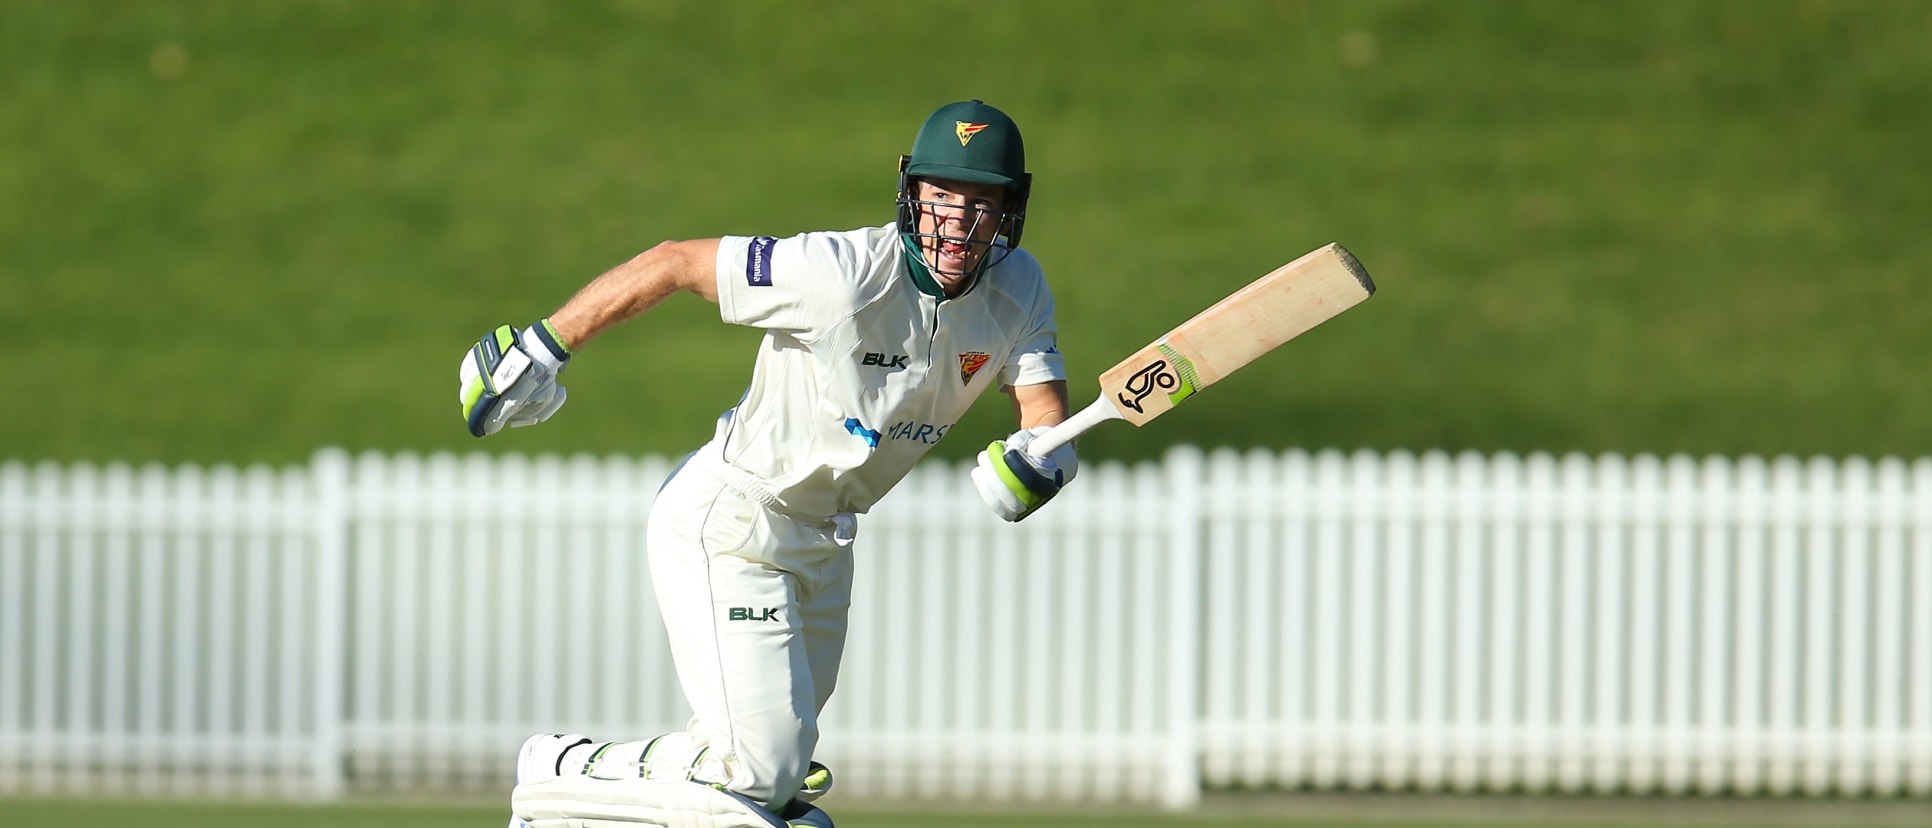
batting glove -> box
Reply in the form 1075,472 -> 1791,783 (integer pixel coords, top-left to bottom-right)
458,320 -> 572,437
793,761 -> 834,804
970,425 -> 1078,522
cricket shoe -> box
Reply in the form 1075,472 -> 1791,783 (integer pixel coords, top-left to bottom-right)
518,732 -> 597,784
510,733 -> 595,828
514,775 -> 833,828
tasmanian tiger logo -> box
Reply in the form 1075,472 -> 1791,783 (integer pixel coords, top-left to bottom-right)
958,352 -> 991,385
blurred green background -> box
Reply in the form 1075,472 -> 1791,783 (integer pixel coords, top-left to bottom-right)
4,0 -> 1928,466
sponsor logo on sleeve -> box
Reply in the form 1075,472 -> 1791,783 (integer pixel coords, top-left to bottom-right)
746,236 -> 776,286
958,352 -> 990,385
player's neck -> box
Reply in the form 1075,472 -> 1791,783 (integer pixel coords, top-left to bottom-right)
899,240 -> 979,300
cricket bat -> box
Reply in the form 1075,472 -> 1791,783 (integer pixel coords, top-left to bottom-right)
1026,242 -> 1375,458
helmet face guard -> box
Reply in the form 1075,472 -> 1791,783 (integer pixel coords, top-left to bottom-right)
895,158 -> 1030,282
894,100 -> 1031,286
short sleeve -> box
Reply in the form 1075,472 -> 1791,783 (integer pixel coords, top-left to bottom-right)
715,232 -> 853,339
994,253 -> 1067,387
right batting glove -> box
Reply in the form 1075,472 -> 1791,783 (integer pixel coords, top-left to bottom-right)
970,425 -> 1078,522
458,320 -> 572,437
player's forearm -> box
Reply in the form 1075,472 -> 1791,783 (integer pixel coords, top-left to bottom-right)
546,239 -> 721,350
1010,380 -> 1071,430
546,266 -> 677,351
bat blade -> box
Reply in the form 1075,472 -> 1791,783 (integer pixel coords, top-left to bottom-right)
1028,242 -> 1374,457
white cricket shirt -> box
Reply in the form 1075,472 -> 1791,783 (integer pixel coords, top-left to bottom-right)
705,223 -> 1065,517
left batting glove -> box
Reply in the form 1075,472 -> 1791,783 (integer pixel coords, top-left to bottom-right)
971,425 -> 1078,522
458,320 -> 572,437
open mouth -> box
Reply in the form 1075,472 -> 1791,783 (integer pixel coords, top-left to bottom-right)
934,237 -> 973,270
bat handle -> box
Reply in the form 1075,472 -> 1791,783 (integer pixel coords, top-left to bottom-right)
1024,397 -> 1124,459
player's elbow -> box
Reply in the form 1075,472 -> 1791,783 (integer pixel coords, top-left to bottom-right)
635,238 -> 721,303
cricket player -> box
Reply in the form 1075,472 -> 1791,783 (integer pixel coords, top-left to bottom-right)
458,100 -> 1080,828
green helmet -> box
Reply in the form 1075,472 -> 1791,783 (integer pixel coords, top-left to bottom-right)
896,100 -> 1032,283
903,99 -> 1028,191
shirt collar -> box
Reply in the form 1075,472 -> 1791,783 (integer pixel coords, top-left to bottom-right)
899,234 -> 983,301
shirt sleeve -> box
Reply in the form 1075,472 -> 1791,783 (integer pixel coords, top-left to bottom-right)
715,232 -> 856,341
1003,330 -> 1065,388
997,252 -> 1068,388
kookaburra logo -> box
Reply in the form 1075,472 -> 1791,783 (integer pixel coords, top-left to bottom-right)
1116,345 -> 1198,414
1117,359 -> 1178,414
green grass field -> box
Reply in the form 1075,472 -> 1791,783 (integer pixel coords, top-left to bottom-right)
9,794 -> 1932,828
4,0 -> 1930,466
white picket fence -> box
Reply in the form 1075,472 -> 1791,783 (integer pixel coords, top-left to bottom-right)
1,448 -> 1929,808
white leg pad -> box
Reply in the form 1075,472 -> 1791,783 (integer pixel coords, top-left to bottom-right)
514,774 -> 786,828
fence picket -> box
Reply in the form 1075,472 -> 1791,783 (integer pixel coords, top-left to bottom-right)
1696,456 -> 1732,794
1913,459 -> 1932,796
1557,453 -> 1593,793
1767,456 -> 1806,795
1839,458 -> 1874,795
1590,454 -> 1629,794
1414,451 -> 1453,792
1804,456 -> 1838,795
1732,456 -> 1768,794
1381,450 -> 1417,791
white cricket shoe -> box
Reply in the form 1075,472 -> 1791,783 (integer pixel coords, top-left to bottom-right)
517,732 -> 595,784
515,775 -> 832,828
510,732 -> 594,827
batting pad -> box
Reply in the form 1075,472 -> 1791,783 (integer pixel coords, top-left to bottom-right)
513,774 -> 793,828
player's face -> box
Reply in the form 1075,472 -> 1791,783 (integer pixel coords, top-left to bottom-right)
912,178 -> 1008,291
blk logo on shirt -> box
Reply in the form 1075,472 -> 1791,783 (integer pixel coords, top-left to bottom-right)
729,607 -> 781,622
861,352 -> 909,369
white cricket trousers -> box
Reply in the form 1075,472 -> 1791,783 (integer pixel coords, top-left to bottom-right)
644,451 -> 855,809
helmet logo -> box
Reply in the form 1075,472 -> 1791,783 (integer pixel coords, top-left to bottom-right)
955,121 -> 989,146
